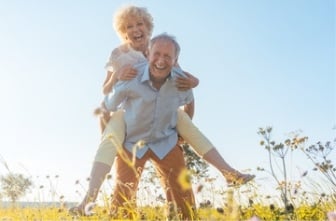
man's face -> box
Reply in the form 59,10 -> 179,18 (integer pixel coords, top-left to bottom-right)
148,39 -> 177,82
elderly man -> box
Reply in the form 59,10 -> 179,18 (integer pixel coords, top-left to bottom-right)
104,33 -> 195,220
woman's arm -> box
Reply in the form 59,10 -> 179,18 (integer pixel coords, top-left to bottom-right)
175,71 -> 199,91
174,62 -> 199,91
102,65 -> 138,95
102,71 -> 117,95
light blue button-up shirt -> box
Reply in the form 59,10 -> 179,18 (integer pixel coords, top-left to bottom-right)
105,62 -> 194,159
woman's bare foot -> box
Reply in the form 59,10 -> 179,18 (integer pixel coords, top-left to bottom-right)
68,202 -> 96,216
68,205 -> 85,216
225,172 -> 255,187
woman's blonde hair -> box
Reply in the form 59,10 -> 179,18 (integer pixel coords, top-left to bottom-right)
113,5 -> 154,42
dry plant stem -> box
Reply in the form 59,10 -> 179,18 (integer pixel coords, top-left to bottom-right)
261,128 -> 289,208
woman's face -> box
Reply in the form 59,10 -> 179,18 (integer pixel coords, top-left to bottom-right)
124,17 -> 150,52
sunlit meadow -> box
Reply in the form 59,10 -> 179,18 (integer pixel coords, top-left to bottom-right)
0,127 -> 335,220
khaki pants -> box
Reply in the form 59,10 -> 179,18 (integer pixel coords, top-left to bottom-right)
111,144 -> 195,220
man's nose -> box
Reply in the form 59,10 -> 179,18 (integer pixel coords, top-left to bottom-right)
157,56 -> 165,64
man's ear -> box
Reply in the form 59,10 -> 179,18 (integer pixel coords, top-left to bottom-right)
174,57 -> 180,67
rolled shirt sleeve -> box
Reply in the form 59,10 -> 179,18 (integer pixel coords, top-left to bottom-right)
104,81 -> 129,112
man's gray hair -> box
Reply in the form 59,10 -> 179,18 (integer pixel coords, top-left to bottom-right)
149,33 -> 180,58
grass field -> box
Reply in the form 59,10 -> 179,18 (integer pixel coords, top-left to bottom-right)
1,128 -> 335,220
0,201 -> 334,220
0,184 -> 335,221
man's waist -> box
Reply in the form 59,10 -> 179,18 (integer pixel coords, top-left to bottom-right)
124,133 -> 178,159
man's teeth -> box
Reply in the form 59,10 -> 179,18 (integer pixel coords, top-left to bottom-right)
155,65 -> 164,70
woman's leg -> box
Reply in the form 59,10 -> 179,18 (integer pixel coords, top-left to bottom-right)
176,109 -> 254,186
69,110 -> 125,216
202,148 -> 255,186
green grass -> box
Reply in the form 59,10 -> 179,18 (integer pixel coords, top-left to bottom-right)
0,201 -> 334,220
1,128 -> 335,220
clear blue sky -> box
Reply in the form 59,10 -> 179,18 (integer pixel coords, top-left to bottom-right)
0,0 -> 335,203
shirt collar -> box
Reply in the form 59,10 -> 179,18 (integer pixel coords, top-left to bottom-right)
141,64 -> 173,84
141,64 -> 151,83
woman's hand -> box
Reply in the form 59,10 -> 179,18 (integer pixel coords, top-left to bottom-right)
116,64 -> 138,81
175,72 -> 199,91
